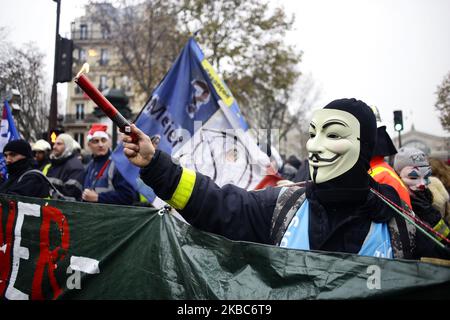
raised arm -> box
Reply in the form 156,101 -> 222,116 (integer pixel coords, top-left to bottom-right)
122,124 -> 280,244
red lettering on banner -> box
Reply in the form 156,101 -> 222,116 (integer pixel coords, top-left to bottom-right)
0,201 -> 16,297
32,205 -> 70,300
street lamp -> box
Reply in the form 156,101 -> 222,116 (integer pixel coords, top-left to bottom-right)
93,86 -> 131,149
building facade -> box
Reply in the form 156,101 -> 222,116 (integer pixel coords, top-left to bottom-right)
392,125 -> 450,161
65,4 -> 146,149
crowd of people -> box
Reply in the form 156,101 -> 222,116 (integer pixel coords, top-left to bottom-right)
0,123 -> 138,205
1,98 -> 450,261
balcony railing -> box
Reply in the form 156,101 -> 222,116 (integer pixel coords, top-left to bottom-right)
71,30 -> 111,41
64,112 -> 139,124
64,113 -> 99,123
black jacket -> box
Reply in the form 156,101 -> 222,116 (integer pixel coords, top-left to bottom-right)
0,159 -> 50,198
141,150 -> 450,260
46,154 -> 85,201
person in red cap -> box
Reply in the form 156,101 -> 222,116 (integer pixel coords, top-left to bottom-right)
82,124 -> 136,205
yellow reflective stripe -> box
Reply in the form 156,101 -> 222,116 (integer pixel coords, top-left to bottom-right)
433,218 -> 450,240
42,163 -> 52,176
167,168 -> 196,210
370,166 -> 407,189
139,193 -> 149,203
201,59 -> 234,107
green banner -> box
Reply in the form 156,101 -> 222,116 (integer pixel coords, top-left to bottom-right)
1,194 -> 449,300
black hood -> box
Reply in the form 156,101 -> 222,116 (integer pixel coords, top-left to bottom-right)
372,126 -> 397,157
315,98 -> 377,204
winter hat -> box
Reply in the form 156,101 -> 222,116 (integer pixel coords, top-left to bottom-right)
53,133 -> 76,159
87,123 -> 109,142
324,98 -> 377,169
3,139 -> 33,159
394,147 -> 429,172
372,126 -> 397,157
32,139 -> 52,152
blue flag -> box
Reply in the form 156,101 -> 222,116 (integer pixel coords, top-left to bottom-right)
0,100 -> 21,180
112,38 -> 270,203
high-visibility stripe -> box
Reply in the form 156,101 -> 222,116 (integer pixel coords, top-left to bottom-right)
433,218 -> 450,240
42,163 -> 52,176
139,194 -> 149,203
167,168 -> 196,210
370,166 -> 407,189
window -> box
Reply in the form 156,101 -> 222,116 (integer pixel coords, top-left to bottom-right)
101,28 -> 109,39
99,75 -> 107,91
100,49 -> 108,65
76,103 -> 85,120
79,49 -> 87,62
75,85 -> 81,95
121,76 -> 132,92
80,24 -> 88,40
74,133 -> 85,149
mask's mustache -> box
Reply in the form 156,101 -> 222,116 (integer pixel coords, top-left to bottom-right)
309,153 -> 340,162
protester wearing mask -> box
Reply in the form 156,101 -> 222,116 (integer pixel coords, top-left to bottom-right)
122,98 -> 450,260
0,139 -> 50,198
394,147 -> 450,241
45,133 -> 84,201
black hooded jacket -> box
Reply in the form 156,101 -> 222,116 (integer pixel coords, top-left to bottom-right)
0,158 -> 50,198
140,150 -> 450,260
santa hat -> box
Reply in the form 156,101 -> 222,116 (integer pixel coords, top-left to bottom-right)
87,124 -> 109,142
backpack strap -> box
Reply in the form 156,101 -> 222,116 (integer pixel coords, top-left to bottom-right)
388,200 -> 416,259
18,169 -> 69,200
270,186 -> 306,245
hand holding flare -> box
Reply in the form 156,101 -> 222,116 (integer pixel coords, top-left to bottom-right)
74,63 -> 138,142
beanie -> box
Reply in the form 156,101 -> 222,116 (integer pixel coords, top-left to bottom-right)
394,147 -> 429,173
3,139 -> 33,159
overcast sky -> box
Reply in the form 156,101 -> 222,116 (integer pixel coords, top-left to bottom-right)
1,0 -> 449,138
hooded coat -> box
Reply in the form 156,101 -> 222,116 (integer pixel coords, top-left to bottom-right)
46,134 -> 84,201
0,140 -> 50,198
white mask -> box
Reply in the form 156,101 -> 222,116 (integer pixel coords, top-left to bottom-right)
399,165 -> 432,194
307,109 -> 360,183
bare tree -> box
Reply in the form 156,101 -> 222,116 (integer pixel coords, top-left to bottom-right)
178,0 -> 310,137
435,71 -> 450,132
87,0 -> 320,143
0,42 -> 49,141
89,0 -> 186,97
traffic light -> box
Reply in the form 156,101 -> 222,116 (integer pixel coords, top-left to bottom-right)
49,127 -> 65,144
56,37 -> 74,83
393,110 -> 403,132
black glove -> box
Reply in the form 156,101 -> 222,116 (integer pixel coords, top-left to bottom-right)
411,189 -> 442,226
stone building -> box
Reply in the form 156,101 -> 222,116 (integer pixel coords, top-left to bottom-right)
392,125 -> 450,161
65,3 -> 147,149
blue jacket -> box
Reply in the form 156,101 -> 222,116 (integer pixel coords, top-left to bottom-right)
84,151 -> 136,205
